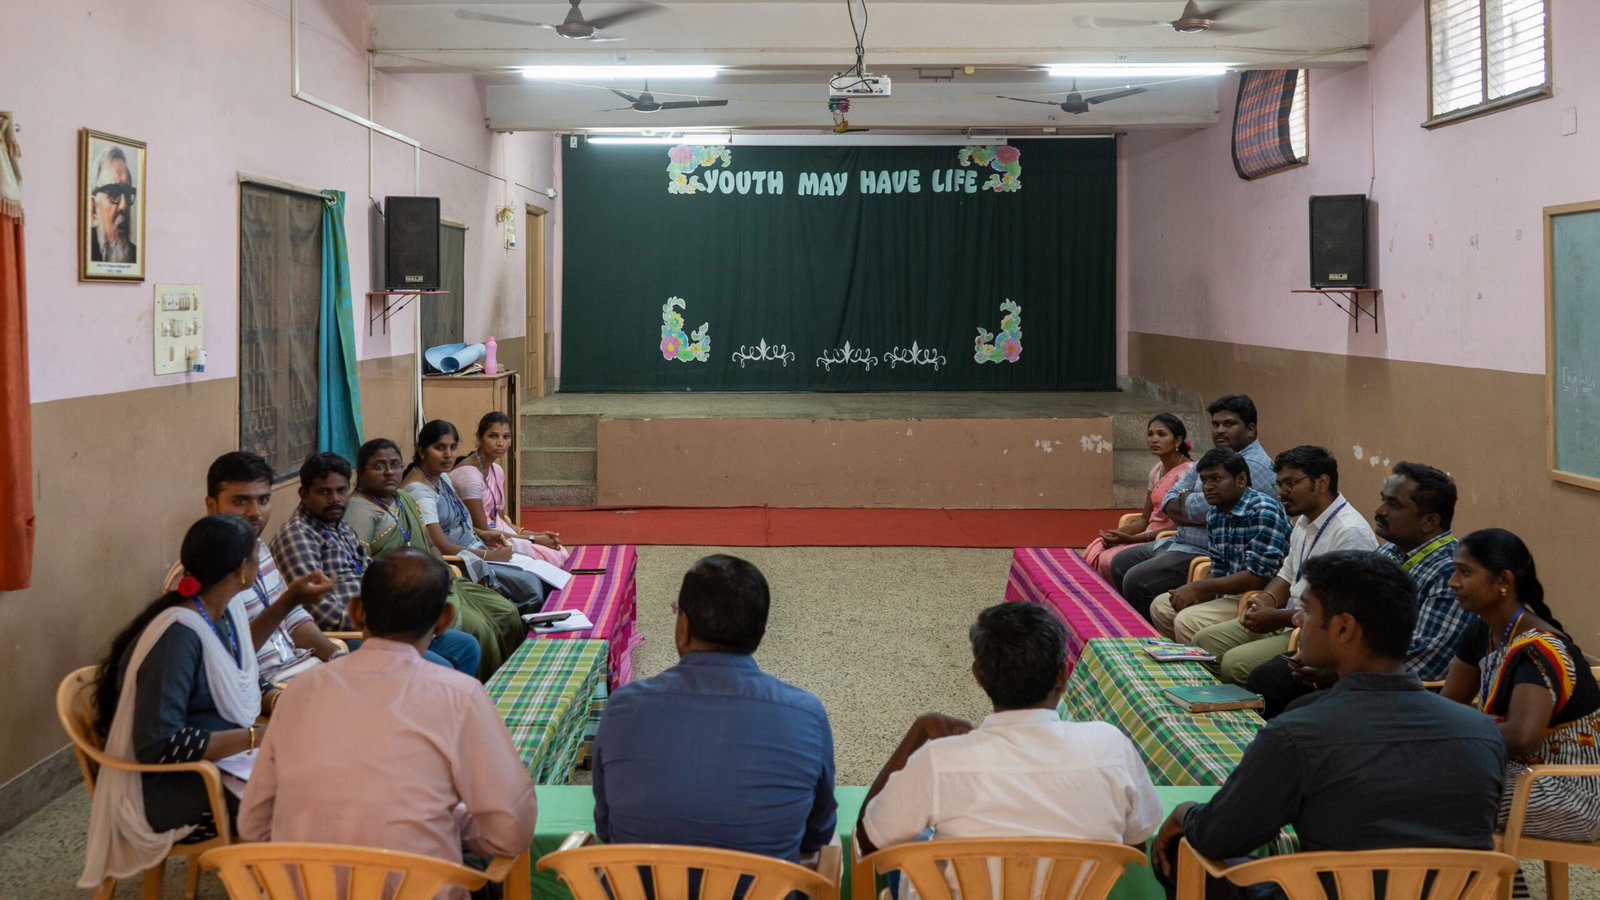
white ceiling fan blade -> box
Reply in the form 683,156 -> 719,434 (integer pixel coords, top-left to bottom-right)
455,10 -> 557,28
585,4 -> 662,30
1073,15 -> 1170,29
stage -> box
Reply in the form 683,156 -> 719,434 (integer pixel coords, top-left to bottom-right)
516,391 -> 1203,545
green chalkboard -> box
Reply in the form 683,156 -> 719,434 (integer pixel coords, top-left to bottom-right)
1546,201 -> 1600,489
559,138 -> 1116,392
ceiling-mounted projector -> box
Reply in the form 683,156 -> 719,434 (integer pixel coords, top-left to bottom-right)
829,73 -> 891,97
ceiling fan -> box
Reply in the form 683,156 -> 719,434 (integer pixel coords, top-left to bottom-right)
1074,1 -> 1262,35
455,1 -> 661,42
998,82 -> 1147,115
604,84 -> 729,113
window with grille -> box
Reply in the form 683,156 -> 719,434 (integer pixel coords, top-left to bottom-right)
1427,0 -> 1549,124
1232,70 -> 1307,181
239,183 -> 323,479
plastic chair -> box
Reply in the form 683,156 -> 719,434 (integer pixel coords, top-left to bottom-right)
1235,589 -> 1270,619
1495,764 -> 1600,900
199,842 -> 531,899
1117,513 -> 1142,529
538,831 -> 839,900
1186,557 -> 1211,583
854,837 -> 1145,900
1176,839 -> 1517,900
57,665 -> 233,900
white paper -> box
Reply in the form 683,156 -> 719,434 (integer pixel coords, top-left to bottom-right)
493,555 -> 573,590
527,610 -> 593,634
216,748 -> 257,782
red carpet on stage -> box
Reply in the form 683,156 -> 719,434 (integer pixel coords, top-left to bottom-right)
519,507 -> 1129,548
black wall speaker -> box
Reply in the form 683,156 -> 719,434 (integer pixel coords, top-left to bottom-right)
1309,194 -> 1370,288
384,196 -> 440,290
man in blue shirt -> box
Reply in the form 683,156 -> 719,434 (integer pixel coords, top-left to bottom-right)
1111,395 -> 1275,617
1149,448 -> 1291,642
592,554 -> 837,861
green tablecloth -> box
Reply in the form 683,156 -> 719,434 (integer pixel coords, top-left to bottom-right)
485,638 -> 607,784
1059,637 -> 1265,787
528,785 -> 1222,900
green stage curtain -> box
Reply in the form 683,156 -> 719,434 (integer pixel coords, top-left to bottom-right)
561,138 -> 1116,392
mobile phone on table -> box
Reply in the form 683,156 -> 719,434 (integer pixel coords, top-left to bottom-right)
525,610 -> 574,626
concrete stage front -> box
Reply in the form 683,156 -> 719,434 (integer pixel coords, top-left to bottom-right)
518,392 -> 1203,510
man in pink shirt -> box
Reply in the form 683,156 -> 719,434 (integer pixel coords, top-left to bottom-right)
239,548 -> 537,887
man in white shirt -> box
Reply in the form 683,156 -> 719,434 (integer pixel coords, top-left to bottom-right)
856,602 -> 1163,872
1191,445 -> 1376,685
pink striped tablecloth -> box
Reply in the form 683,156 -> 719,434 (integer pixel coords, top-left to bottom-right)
537,545 -> 642,689
1005,547 -> 1157,674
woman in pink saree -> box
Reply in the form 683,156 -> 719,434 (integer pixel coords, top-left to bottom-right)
1082,413 -> 1193,579
450,412 -> 570,567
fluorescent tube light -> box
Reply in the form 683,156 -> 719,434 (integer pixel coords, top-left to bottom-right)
522,65 -> 720,80
1046,63 -> 1234,78
586,134 -> 732,145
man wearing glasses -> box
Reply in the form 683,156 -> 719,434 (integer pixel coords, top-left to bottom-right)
90,146 -> 137,263
1190,445 -> 1376,684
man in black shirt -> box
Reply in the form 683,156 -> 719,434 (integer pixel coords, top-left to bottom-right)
1149,550 -> 1505,898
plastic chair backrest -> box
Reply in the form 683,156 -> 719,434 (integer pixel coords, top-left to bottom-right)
56,665 -> 106,794
858,837 -> 1144,900
1178,841 -> 1517,900
538,841 -> 836,900
200,842 -> 494,900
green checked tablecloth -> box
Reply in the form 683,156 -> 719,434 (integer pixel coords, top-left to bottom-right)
1060,637 -> 1265,788
486,637 -> 607,785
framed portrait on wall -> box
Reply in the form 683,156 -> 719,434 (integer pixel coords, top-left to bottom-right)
79,129 -> 146,282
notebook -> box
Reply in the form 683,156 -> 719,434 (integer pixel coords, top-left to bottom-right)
1164,684 -> 1264,713
1142,641 -> 1216,662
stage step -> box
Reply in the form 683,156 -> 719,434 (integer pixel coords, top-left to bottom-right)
524,414 -> 598,447
521,447 -> 597,482
520,413 -> 599,509
521,479 -> 598,508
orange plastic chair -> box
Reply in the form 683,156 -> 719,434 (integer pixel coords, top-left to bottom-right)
1186,557 -> 1212,583
1495,760 -> 1600,900
57,665 -> 233,900
200,842 -> 530,899
1176,839 -> 1516,900
854,837 -> 1144,900
538,832 -> 839,900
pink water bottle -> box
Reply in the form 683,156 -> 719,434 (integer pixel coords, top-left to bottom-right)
483,336 -> 498,375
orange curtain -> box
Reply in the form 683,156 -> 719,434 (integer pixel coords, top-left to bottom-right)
0,215 -> 32,589
0,112 -> 32,589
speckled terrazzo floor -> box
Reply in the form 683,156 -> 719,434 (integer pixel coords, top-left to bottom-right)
1,546 -> 1595,898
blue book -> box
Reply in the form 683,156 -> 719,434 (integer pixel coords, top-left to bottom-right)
1164,684 -> 1264,713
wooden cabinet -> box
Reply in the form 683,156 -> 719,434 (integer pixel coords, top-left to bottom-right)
421,370 -> 519,519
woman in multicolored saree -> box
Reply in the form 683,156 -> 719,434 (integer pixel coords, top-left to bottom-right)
1442,528 -> 1600,844
346,438 -> 524,680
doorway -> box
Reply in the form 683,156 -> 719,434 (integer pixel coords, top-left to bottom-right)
524,204 -> 547,399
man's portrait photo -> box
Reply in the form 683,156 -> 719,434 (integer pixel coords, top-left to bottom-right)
80,129 -> 145,281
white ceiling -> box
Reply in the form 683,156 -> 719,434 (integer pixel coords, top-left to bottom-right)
369,1 -> 1370,132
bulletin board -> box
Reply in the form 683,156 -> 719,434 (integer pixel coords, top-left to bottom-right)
1545,200 -> 1600,490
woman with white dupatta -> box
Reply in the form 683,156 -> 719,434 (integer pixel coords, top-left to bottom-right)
79,515 -> 279,889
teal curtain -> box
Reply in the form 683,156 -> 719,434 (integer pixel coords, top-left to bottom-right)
318,189 -> 363,459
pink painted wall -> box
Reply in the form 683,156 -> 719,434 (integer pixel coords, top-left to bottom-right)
5,0 -> 557,404
1123,0 -> 1600,376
